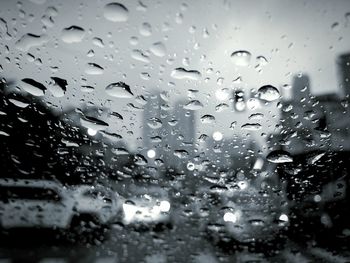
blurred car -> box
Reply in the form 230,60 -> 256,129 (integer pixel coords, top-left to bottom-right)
0,179 -> 121,231
206,181 -> 289,245
0,179 -> 74,229
72,184 -> 122,227
121,185 -> 172,228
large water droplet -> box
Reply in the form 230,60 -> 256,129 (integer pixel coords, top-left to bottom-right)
103,2 -> 129,22
171,68 -> 201,80
20,78 -> 47,96
230,50 -> 251,66
61,26 -> 85,43
105,82 -> 133,98
258,85 -> 280,102
266,150 -> 293,163
15,34 -> 49,51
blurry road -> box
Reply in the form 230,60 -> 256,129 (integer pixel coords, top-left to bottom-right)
1,216 -> 350,263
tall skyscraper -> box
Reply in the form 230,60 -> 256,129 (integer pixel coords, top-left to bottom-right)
337,53 -> 350,99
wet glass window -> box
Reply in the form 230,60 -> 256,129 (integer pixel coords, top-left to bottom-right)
1,0 -> 350,262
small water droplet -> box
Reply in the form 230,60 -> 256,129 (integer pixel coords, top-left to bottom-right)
85,63 -> 104,75
105,82 -> 133,98
149,42 -> 167,57
266,150 -> 293,163
171,68 -> 201,80
230,50 -> 251,66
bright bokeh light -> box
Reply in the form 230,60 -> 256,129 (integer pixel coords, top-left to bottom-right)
238,180 -> 248,190
159,200 -> 171,212
235,101 -> 246,112
87,128 -> 97,136
215,89 -> 229,101
147,149 -> 156,158
279,214 -> 289,222
212,131 -> 223,141
187,162 -> 195,171
223,212 -> 238,223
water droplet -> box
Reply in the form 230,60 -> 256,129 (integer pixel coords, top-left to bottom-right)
20,78 -> 46,96
85,63 -> 104,75
147,117 -> 162,129
61,26 -> 85,43
131,49 -> 150,63
241,123 -> 262,131
92,37 -> 105,48
80,115 -> 109,131
15,34 -> 49,51
171,68 -> 201,80
230,50 -> 251,66
105,82 -> 133,98
48,77 -> 67,97
103,2 -> 129,22
139,22 -> 152,36
258,85 -> 280,102
200,114 -> 215,124
174,150 -> 189,159
81,85 -> 95,93
183,100 -> 203,110
266,150 -> 293,163
150,42 -> 167,57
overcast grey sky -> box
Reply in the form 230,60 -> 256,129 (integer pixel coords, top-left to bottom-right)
1,0 -> 349,150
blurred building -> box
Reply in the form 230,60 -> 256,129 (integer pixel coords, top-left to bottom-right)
142,92 -> 196,172
268,54 -> 350,154
337,53 -> 350,99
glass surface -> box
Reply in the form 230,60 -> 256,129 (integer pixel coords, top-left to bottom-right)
0,0 -> 350,262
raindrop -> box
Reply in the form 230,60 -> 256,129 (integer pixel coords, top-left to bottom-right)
150,42 -> 167,57
85,63 -> 104,75
241,123 -> 262,131
200,115 -> 215,124
131,49 -> 150,63
20,78 -> 46,96
147,117 -> 162,129
171,68 -> 201,80
81,85 -> 95,93
139,22 -> 152,36
15,34 -> 49,51
258,85 -> 280,102
48,77 -> 67,97
266,150 -> 293,163
103,2 -> 129,22
80,115 -> 109,131
61,26 -> 85,43
92,37 -> 105,48
230,50 -> 251,66
105,82 -> 133,98
174,150 -> 189,159
183,100 -> 203,110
